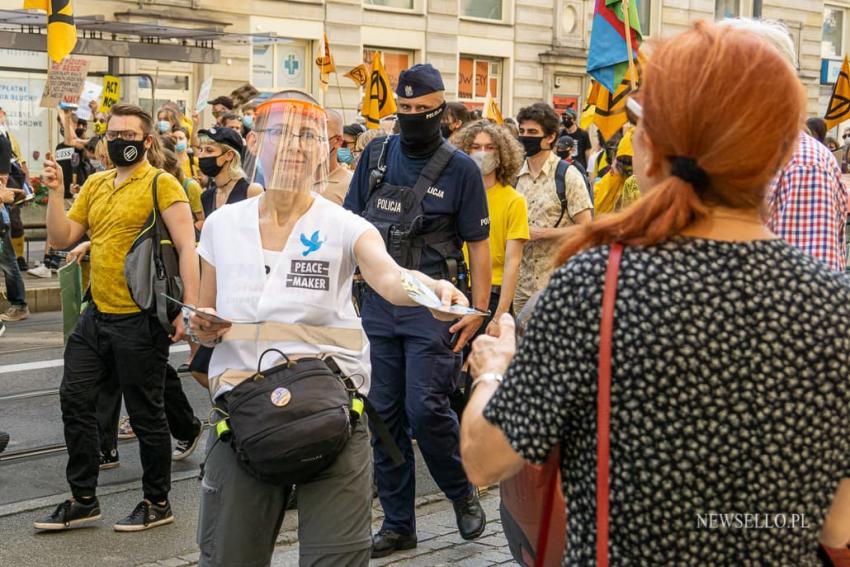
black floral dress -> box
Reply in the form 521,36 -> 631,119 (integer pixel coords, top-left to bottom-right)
485,238 -> 850,565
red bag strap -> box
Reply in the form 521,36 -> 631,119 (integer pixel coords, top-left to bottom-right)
534,448 -> 561,567
597,242 -> 623,567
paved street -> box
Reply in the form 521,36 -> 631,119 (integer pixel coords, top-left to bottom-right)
137,489 -> 514,567
0,312 -> 513,566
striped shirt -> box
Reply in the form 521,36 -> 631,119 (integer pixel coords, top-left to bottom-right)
767,132 -> 848,271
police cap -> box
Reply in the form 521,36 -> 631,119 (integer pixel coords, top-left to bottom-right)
396,64 -> 445,99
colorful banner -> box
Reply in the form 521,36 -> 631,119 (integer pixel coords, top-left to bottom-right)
587,0 -> 642,93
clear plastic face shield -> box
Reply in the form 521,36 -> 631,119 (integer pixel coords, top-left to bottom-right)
247,94 -> 330,193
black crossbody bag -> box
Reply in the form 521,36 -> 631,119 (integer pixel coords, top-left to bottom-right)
216,349 -> 403,486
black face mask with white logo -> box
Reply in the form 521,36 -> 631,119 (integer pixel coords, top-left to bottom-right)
397,102 -> 446,158
107,139 -> 146,167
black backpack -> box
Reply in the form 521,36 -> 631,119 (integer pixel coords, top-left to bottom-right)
124,172 -> 184,333
553,159 -> 594,227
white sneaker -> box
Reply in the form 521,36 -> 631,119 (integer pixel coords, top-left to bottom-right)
27,264 -> 53,278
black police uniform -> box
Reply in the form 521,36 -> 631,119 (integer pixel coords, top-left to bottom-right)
345,131 -> 489,535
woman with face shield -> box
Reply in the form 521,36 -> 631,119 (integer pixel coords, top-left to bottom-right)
189,91 -> 471,567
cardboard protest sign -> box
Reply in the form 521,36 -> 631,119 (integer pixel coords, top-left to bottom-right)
40,57 -> 89,108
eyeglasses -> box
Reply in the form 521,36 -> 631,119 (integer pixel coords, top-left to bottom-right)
254,127 -> 326,145
625,97 -> 643,126
104,130 -> 144,141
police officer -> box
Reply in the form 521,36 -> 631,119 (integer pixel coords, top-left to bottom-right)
344,64 -> 492,558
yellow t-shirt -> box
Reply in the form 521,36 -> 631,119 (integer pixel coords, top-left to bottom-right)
183,177 -> 203,217
465,182 -> 530,286
180,154 -> 199,180
68,162 -> 189,314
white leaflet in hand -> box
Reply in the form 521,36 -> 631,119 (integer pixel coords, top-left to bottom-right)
399,271 -> 489,317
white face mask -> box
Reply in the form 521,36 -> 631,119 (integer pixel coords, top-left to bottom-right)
470,150 -> 498,176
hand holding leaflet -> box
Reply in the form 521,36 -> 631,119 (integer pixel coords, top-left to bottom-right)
399,271 -> 490,317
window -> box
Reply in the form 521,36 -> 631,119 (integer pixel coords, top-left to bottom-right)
364,0 -> 414,9
823,6 -> 845,59
637,0 -> 651,35
137,74 -> 191,116
458,56 -> 502,109
363,48 -> 413,91
714,0 -> 740,19
461,0 -> 503,21
252,40 -> 311,91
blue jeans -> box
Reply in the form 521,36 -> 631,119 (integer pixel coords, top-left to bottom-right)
0,230 -> 26,307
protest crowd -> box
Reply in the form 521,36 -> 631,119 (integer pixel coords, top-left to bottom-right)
3,11 -> 850,567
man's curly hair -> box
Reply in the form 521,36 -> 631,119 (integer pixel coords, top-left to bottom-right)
450,120 -> 525,187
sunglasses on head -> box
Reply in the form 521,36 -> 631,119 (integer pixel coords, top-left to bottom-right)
625,96 -> 643,126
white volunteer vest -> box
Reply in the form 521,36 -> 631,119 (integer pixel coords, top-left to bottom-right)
198,194 -> 375,400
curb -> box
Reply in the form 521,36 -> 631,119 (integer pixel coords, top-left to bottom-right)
1,284 -> 61,313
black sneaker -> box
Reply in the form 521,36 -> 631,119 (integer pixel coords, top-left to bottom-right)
453,490 -> 486,540
33,498 -> 101,530
16,257 -> 27,272
371,528 -> 417,558
0,431 -> 9,453
113,500 -> 174,532
99,449 -> 119,470
172,420 -> 203,461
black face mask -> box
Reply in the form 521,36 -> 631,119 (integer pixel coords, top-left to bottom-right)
75,127 -> 87,138
397,102 -> 446,158
519,135 -> 545,157
440,123 -> 452,139
562,118 -> 574,128
107,139 -> 146,167
198,155 -> 224,178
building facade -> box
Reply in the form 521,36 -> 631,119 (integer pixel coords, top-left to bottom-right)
0,0 -> 842,168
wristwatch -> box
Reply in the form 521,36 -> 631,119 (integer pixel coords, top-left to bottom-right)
471,372 -> 503,393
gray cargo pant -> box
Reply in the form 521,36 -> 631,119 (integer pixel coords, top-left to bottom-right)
197,416 -> 372,567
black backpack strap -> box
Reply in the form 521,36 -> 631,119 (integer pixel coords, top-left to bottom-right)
323,355 -> 405,466
554,159 -> 570,227
410,141 -> 457,207
150,172 -> 175,334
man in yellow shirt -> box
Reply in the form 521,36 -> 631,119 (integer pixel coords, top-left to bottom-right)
35,104 -> 199,533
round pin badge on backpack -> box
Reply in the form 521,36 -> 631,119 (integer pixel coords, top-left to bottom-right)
270,387 -> 291,407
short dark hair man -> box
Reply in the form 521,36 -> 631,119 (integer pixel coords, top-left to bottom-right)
36,104 -> 199,533
515,102 -> 592,313
344,63 -> 491,558
559,108 -> 592,169
209,96 -> 234,126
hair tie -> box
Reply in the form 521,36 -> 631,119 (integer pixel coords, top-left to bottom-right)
670,156 -> 710,192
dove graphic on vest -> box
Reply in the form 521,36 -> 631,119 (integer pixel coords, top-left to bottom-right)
300,231 -> 325,257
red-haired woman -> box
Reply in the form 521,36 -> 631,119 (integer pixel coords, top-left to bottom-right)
459,21 -> 850,564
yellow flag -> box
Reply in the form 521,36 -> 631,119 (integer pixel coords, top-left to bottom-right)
24,0 -> 77,63
361,52 -> 397,130
315,33 -> 335,92
580,82 -> 600,130
826,55 -> 850,130
483,88 -> 503,124
345,64 -> 368,88
585,56 -> 642,141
